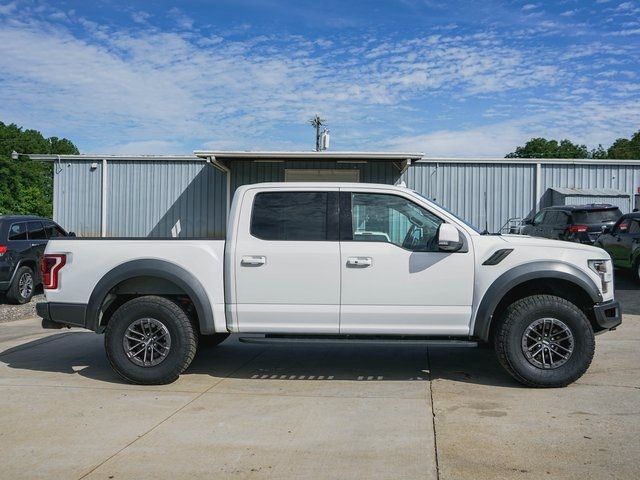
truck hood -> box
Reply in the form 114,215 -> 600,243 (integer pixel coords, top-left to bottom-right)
497,234 -> 606,255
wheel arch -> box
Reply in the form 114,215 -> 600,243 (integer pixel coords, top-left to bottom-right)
86,259 -> 215,334
473,261 -> 602,342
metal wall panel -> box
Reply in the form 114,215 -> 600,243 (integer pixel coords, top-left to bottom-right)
403,162 -> 536,232
541,164 -> 640,213
107,161 -> 226,237
53,160 -> 102,237
230,160 -> 400,194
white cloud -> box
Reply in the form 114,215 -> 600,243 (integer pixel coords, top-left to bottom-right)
0,1 -> 16,15
0,7 -> 637,155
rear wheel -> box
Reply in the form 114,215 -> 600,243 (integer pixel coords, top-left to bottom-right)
632,258 -> 640,283
494,295 -> 595,388
6,266 -> 35,304
105,296 -> 197,384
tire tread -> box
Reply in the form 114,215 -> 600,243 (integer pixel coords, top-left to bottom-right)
494,294 -> 595,388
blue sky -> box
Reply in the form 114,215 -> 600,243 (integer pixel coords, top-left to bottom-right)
0,0 -> 639,156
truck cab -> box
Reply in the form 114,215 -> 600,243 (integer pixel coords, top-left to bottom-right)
37,183 -> 621,387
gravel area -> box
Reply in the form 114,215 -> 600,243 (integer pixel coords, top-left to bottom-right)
0,294 -> 45,324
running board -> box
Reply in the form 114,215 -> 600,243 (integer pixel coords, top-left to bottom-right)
239,335 -> 478,347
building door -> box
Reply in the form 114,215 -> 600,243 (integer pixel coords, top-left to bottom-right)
285,169 -> 359,182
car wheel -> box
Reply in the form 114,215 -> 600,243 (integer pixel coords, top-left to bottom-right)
633,258 -> 640,283
494,295 -> 595,388
6,266 -> 35,304
199,333 -> 230,348
105,296 -> 197,385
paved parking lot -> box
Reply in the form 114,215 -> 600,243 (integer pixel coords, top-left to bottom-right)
0,277 -> 638,479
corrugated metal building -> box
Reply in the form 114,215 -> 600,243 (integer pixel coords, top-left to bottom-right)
402,158 -> 640,232
31,153 -> 640,237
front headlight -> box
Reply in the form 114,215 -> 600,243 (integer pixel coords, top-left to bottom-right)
588,259 -> 613,294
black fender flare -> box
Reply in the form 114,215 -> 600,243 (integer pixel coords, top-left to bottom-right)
472,261 -> 603,341
86,259 -> 215,334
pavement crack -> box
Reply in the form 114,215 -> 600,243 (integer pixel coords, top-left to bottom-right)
76,348 -> 266,480
426,346 -> 440,480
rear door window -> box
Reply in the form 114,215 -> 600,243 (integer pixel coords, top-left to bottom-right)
8,223 -> 27,241
573,209 -> 622,224
251,191 -> 332,241
27,221 -> 47,240
629,220 -> 640,234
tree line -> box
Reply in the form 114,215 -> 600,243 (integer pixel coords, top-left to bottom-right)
0,121 -> 78,217
506,130 -> 640,159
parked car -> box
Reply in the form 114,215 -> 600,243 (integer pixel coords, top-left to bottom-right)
521,204 -> 622,244
0,216 -> 72,304
37,183 -> 620,388
595,213 -> 640,282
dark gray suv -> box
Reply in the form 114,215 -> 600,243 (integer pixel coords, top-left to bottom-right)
521,204 -> 622,244
0,216 -> 71,304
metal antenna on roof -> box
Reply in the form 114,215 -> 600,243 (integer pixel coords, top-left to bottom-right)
309,115 -> 326,151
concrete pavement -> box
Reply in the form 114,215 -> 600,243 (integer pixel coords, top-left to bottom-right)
0,279 -> 638,479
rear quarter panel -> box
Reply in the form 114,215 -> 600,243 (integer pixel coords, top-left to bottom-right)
43,239 -> 227,332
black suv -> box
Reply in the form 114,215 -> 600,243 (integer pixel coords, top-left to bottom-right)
0,216 -> 71,304
521,204 -> 622,244
595,213 -> 640,282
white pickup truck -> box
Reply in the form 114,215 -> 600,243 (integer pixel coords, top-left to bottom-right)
37,183 -> 621,387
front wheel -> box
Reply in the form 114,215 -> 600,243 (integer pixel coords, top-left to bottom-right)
494,295 -> 595,388
105,296 -> 197,384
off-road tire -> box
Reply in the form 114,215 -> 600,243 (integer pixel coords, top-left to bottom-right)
6,266 -> 35,304
105,296 -> 197,385
199,333 -> 230,348
494,295 -> 595,388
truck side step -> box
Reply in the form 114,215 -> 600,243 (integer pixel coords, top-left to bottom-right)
239,335 -> 478,347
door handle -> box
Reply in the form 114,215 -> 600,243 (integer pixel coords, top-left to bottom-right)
241,255 -> 266,266
346,256 -> 372,267
31,243 -> 40,247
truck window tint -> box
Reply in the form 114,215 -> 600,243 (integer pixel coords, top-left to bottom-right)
44,223 -> 66,238
8,223 -> 27,240
251,192 -> 329,241
629,220 -> 640,234
351,193 -> 443,251
27,221 -> 46,240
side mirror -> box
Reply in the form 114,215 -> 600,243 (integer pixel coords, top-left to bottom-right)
522,218 -> 533,225
601,226 -> 612,234
438,224 -> 463,252
68,231 -> 77,237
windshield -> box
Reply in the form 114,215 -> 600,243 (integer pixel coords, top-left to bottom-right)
411,191 -> 482,233
573,209 -> 622,224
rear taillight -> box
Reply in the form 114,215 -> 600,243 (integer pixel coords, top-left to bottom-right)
0,245 -> 6,256
40,254 -> 66,289
568,225 -> 588,233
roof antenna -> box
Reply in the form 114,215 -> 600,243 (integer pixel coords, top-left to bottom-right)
309,115 -> 327,151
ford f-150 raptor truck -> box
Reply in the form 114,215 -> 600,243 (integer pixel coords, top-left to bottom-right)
36,183 -> 621,387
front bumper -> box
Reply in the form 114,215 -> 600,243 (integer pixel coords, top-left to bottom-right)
592,300 -> 622,331
37,302 -> 87,329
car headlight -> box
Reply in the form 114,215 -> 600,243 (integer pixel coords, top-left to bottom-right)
588,259 -> 613,294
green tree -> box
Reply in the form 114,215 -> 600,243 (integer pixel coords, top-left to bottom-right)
607,130 -> 640,159
589,144 -> 608,159
0,121 -> 79,217
506,137 -> 589,159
